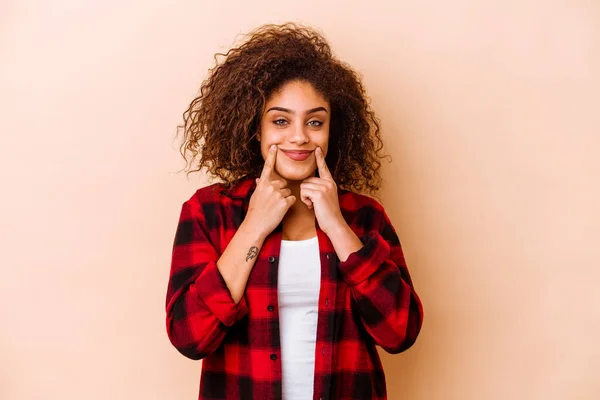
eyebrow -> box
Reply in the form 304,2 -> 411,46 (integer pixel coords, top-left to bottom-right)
265,106 -> 328,115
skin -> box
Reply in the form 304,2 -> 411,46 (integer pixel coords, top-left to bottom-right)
258,80 -> 330,185
257,80 -> 330,240
217,80 -> 363,303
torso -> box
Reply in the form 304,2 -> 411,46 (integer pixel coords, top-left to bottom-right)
277,236 -> 321,400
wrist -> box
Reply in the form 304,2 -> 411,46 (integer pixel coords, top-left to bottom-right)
239,219 -> 269,242
324,218 -> 350,237
323,219 -> 363,262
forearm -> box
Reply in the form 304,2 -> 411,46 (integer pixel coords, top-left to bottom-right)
350,262 -> 423,353
334,220 -> 424,353
217,220 -> 267,303
327,222 -> 364,262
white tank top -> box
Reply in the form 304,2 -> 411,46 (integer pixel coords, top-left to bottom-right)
277,236 -> 321,400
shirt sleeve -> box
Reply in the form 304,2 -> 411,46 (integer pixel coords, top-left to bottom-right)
165,199 -> 248,360
337,205 -> 424,354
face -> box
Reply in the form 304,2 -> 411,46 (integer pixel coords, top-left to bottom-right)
258,80 -> 330,182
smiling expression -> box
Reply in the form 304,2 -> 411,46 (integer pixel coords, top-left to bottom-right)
258,80 -> 330,182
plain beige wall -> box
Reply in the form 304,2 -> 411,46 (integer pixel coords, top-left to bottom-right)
1,1 -> 599,399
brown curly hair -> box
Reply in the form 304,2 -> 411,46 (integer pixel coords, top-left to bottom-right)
178,23 -> 389,195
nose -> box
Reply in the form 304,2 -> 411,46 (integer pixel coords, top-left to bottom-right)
287,122 -> 310,145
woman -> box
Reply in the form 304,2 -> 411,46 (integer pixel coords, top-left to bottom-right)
165,23 -> 423,400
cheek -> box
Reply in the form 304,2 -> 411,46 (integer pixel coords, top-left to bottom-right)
259,124 -> 282,144
317,128 -> 330,152
258,126 -> 273,154
259,132 -> 284,160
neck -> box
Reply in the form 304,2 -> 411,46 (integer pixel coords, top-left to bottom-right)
286,180 -> 312,215
269,171 -> 317,216
280,179 -> 317,240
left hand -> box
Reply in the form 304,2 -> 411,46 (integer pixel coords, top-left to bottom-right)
301,147 -> 347,235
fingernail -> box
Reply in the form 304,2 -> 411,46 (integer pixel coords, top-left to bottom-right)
270,145 -> 276,152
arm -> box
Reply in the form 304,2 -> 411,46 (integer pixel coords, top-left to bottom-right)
217,221 -> 267,303
166,147 -> 295,360
331,206 -> 424,354
300,148 -> 423,352
165,199 -> 265,360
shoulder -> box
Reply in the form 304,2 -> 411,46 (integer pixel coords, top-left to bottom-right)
177,181 -> 232,221
186,182 -> 229,205
179,177 -> 252,218
338,188 -> 389,231
339,188 -> 385,214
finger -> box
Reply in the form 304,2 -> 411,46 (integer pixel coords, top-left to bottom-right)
301,177 -> 326,186
302,178 -> 336,195
260,144 -> 278,180
301,186 -> 322,207
301,187 -> 325,204
272,179 -> 288,189
301,182 -> 325,192
300,191 -> 314,209
285,195 -> 297,207
280,188 -> 292,198
315,147 -> 333,180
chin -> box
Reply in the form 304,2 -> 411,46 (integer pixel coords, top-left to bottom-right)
275,166 -> 316,182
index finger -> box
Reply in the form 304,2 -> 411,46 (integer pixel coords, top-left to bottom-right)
315,147 -> 333,180
260,144 -> 278,180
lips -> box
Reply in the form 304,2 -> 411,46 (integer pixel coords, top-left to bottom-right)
280,149 -> 313,161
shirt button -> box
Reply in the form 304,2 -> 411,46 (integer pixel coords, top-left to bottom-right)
270,354 -> 277,361
268,256 -> 276,263
267,305 -> 274,312
326,254 -> 331,260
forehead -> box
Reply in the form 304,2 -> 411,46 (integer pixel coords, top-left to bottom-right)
266,80 -> 329,108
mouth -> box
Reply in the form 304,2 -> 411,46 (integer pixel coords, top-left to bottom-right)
280,149 -> 314,162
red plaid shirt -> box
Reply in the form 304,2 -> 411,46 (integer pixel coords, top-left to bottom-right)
165,177 -> 423,400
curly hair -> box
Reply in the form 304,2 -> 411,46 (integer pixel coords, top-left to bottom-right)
178,23 -> 389,195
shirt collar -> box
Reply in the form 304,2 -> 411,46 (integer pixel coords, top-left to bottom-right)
221,176 -> 257,201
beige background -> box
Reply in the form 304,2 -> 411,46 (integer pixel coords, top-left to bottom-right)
1,1 -> 599,399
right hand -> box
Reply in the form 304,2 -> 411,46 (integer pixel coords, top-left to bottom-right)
244,144 -> 296,237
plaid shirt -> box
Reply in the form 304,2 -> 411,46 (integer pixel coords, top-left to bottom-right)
165,177 -> 423,400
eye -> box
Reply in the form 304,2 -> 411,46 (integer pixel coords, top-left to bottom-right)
307,120 -> 323,127
273,118 -> 288,126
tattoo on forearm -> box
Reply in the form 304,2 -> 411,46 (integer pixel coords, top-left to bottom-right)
246,246 -> 258,262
